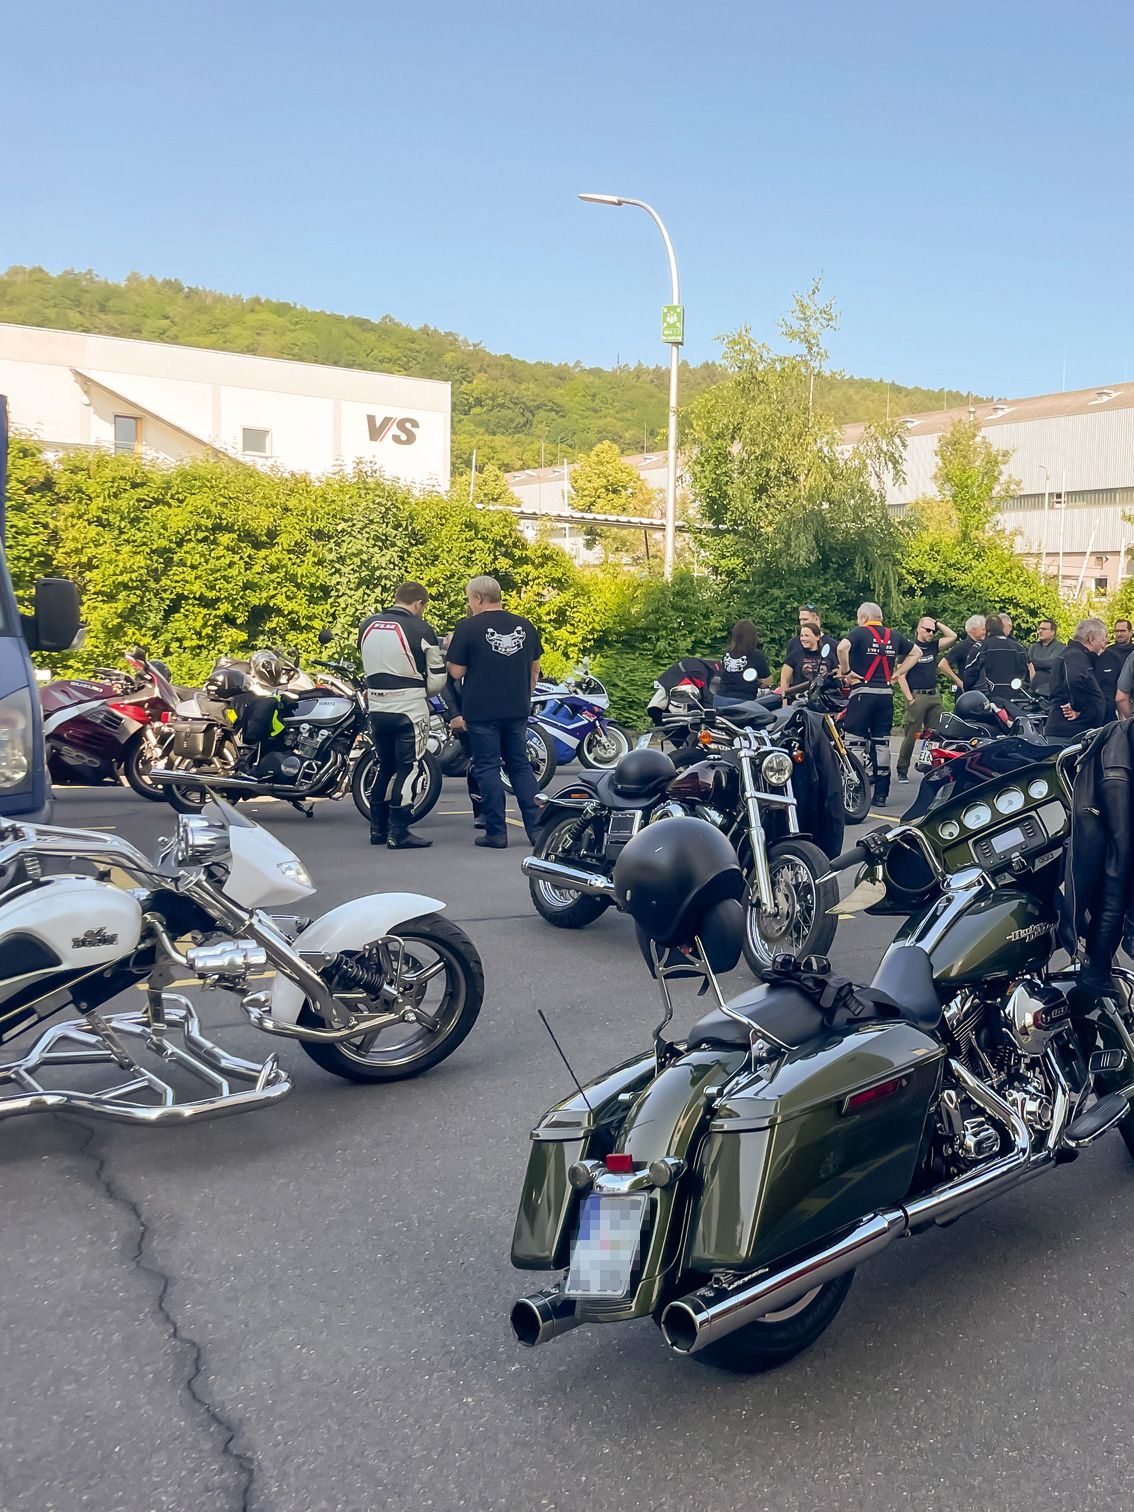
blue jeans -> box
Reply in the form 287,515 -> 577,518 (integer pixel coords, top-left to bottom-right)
467,719 -> 541,840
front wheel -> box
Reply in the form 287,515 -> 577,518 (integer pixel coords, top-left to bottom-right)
503,726 -> 557,794
689,1273 -> 854,1373
577,721 -> 633,770
122,731 -> 168,801
741,837 -> 839,972
838,749 -> 872,823
297,915 -> 484,1082
351,748 -> 442,823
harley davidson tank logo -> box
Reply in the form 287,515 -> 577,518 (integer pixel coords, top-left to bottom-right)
1005,923 -> 1050,943
72,927 -> 118,949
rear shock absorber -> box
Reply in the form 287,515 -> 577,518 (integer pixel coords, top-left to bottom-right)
332,952 -> 390,996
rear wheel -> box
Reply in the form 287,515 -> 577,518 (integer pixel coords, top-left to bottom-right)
528,816 -> 610,929
689,1273 -> 854,1373
577,722 -> 633,770
741,837 -> 839,972
351,748 -> 442,823
503,726 -> 557,794
838,749 -> 872,823
297,915 -> 484,1083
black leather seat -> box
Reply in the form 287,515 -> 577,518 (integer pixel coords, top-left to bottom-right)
593,768 -> 671,810
686,946 -> 942,1050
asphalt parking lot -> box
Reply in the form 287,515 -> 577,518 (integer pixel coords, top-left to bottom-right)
4,777 -> 1134,1512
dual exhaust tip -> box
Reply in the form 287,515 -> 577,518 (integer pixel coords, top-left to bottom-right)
508,1288 -> 746,1356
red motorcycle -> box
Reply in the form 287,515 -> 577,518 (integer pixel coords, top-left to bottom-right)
40,651 -> 185,800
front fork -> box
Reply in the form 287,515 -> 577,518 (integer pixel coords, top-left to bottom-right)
736,753 -> 798,912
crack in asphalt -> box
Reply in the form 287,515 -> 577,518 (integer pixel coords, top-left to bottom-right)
63,1117 -> 257,1512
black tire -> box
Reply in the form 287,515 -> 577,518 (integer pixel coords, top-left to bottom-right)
351,748 -> 443,824
577,722 -> 634,771
839,750 -> 872,823
690,1273 -> 854,1373
122,732 -> 167,801
503,726 -> 557,794
528,816 -> 611,929
741,837 -> 839,972
297,914 -> 484,1083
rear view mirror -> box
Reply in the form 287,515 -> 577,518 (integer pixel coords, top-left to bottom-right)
318,629 -> 334,645
1010,678 -> 1023,691
23,577 -> 81,653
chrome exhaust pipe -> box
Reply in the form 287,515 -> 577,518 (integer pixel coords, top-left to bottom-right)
661,1060 -> 1032,1356
520,856 -> 619,900
510,1288 -> 583,1347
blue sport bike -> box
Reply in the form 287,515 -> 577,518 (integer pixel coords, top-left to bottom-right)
531,665 -> 633,772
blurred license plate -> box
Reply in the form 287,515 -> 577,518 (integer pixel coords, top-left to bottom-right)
566,1193 -> 647,1298
914,738 -> 935,771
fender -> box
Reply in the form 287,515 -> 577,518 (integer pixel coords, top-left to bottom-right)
270,891 -> 445,1022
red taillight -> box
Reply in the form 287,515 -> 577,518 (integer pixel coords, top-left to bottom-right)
842,1077 -> 907,1114
160,710 -> 172,723
108,701 -> 149,722
604,1153 -> 635,1173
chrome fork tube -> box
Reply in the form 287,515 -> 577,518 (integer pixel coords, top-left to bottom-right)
738,752 -> 774,909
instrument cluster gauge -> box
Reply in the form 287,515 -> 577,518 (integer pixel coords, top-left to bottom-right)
1027,778 -> 1049,799
962,802 -> 992,830
938,819 -> 961,841
994,787 -> 1025,815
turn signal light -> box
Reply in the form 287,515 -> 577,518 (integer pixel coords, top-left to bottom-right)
604,1153 -> 635,1173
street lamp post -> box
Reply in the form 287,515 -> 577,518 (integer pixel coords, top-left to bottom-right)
579,193 -> 682,580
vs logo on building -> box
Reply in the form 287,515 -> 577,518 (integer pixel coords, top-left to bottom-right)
367,415 -> 420,446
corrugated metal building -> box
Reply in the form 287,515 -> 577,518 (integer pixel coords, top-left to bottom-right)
844,385 -> 1134,594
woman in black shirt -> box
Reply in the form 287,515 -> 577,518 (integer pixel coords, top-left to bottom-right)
715,620 -> 771,707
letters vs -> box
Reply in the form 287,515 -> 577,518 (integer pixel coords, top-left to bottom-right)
367,415 -> 420,446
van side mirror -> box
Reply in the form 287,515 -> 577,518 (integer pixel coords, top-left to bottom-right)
22,577 -> 81,653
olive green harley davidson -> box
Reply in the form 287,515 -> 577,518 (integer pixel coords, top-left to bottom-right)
509,744 -> 1134,1371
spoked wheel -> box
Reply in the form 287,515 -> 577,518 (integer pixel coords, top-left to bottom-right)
685,1273 -> 854,1373
162,754 -> 234,814
297,915 -> 484,1083
527,817 -> 610,929
741,837 -> 839,972
503,727 -> 557,794
838,750 -> 872,823
122,732 -> 169,801
351,749 -> 443,823
577,722 -> 633,770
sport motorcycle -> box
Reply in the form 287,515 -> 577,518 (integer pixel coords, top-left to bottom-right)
509,742 -> 1134,1370
0,796 -> 484,1121
531,665 -> 633,772
522,701 -> 839,971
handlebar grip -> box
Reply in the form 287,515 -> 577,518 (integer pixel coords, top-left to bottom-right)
828,842 -> 870,873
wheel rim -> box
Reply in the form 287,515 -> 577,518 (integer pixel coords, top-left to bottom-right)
334,934 -> 467,1068
747,854 -> 819,961
504,734 -> 548,792
584,726 -> 630,768
361,758 -> 432,813
841,758 -> 866,812
534,822 -> 588,909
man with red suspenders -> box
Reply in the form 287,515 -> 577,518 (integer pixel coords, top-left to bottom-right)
837,602 -> 913,807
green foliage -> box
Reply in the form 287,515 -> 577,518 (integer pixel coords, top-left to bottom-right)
930,419 -> 1019,543
0,265 -> 971,474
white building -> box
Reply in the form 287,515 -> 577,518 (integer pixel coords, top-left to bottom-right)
504,452 -> 670,562
844,385 -> 1134,595
0,323 -> 451,488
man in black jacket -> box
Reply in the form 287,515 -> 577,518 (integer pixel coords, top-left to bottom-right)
1045,618 -> 1108,743
1096,618 -> 1134,720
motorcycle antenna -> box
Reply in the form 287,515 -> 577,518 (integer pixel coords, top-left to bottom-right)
536,1009 -> 592,1112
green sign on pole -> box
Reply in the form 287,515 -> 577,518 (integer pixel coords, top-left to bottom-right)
661,304 -> 685,345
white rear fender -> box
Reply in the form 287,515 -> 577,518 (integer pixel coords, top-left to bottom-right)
269,892 -> 445,1022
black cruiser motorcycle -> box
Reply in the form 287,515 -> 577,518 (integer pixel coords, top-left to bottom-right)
509,741 -> 1134,1371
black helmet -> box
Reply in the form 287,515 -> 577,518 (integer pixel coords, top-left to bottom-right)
205,667 -> 247,699
955,690 -> 992,716
611,748 -> 676,800
613,817 -> 744,957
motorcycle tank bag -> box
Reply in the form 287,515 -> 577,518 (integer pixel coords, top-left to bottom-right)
688,1017 -> 943,1270
610,748 -> 676,800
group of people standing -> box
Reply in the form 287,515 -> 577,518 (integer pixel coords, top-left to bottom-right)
358,576 -> 543,851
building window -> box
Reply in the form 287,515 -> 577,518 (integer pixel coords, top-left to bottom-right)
113,415 -> 141,454
242,427 -> 271,456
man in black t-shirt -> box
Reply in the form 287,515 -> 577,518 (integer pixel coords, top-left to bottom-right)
893,615 -> 957,782
446,575 -> 543,849
837,602 -> 913,805
1095,619 -> 1134,721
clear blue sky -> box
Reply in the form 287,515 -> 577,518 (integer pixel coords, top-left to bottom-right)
3,1 -> 1132,397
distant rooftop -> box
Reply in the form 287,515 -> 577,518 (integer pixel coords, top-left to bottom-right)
842,382 -> 1134,444
505,451 -> 667,484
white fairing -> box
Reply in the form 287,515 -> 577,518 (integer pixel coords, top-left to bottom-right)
270,892 -> 444,1022
0,876 -> 142,992
223,824 -> 317,909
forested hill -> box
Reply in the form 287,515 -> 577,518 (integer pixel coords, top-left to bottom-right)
0,266 -> 959,472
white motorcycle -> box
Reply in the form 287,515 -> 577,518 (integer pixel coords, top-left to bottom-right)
0,799 -> 484,1124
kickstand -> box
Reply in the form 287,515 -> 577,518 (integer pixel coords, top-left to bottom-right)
291,801 -> 315,818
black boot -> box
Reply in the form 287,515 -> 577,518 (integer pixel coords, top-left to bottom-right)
387,805 -> 432,849
873,771 -> 891,806
370,799 -> 390,846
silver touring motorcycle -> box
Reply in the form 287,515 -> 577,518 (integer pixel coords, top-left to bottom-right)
0,798 -> 483,1122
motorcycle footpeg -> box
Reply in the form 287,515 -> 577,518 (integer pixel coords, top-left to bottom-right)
1063,1091 -> 1129,1148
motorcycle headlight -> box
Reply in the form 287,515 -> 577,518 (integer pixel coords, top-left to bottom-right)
175,814 -> 228,863
762,751 -> 793,787
0,687 -> 33,790
278,859 -> 312,888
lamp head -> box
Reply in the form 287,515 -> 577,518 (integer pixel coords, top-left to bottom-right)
578,193 -> 624,206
